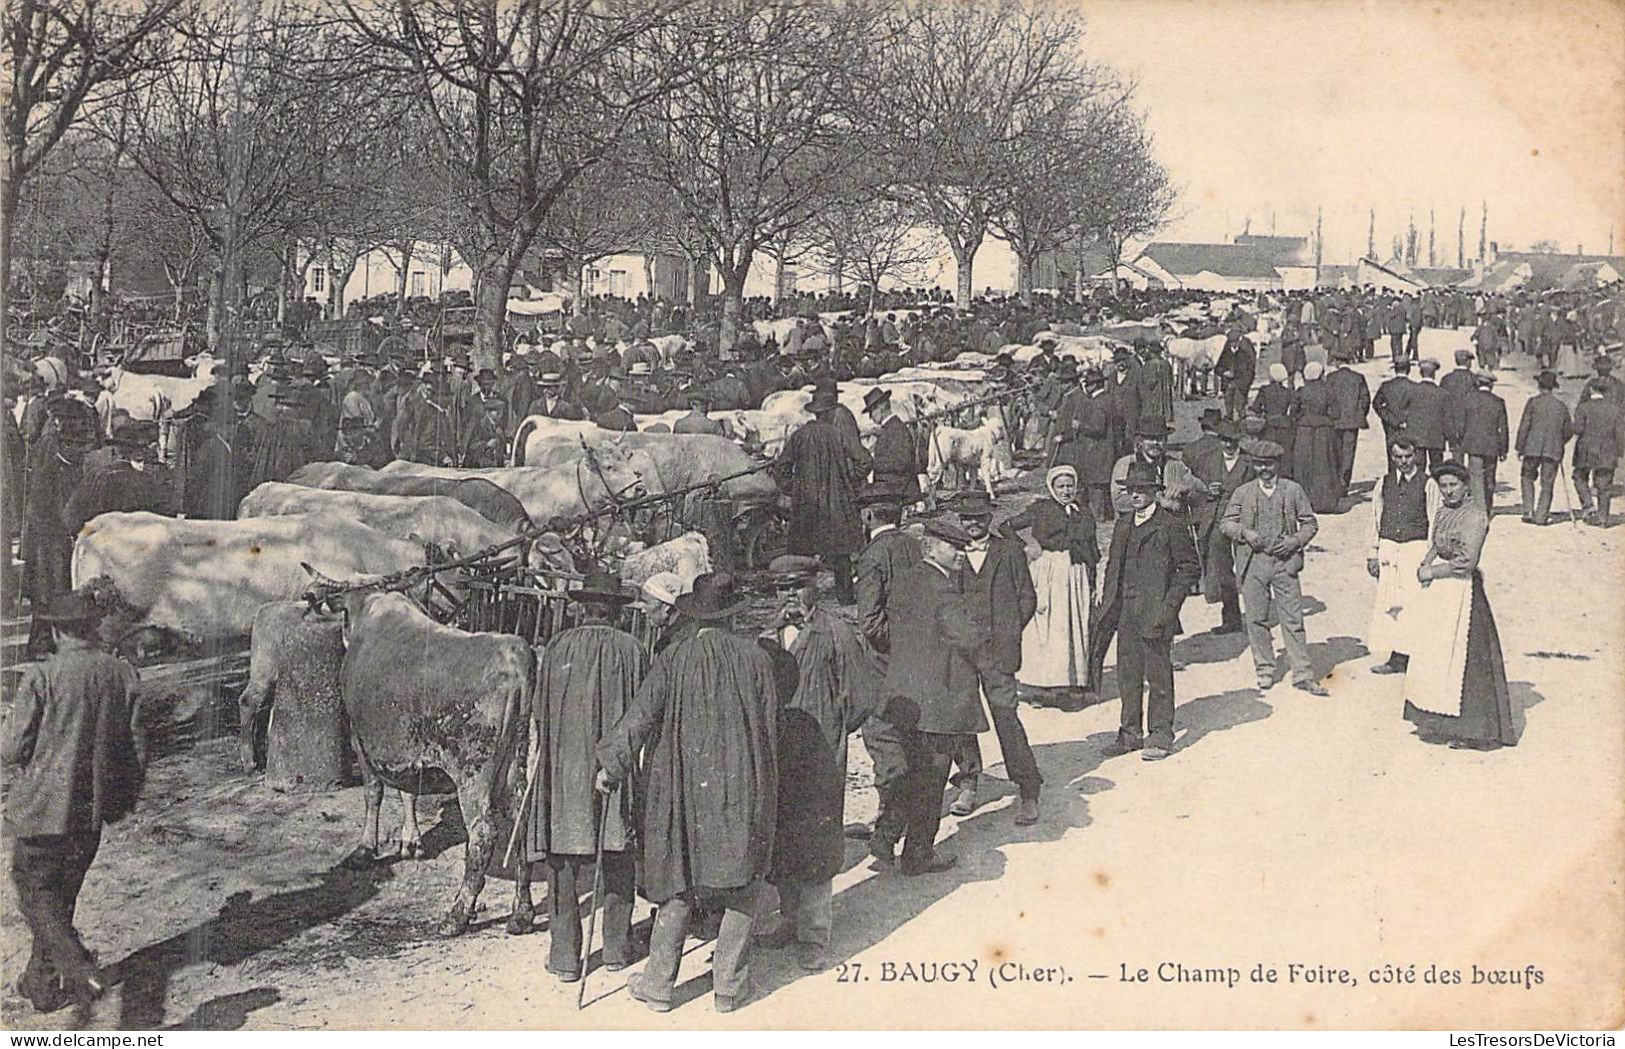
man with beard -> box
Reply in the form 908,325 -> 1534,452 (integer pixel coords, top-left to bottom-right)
1109,419 -> 1200,518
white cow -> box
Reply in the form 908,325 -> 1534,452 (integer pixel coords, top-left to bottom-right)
1167,333 -> 1228,398
367,451 -> 663,523
238,483 -> 524,558
72,511 -> 434,641
926,415 -> 1013,498
104,359 -> 222,421
619,531 -> 711,591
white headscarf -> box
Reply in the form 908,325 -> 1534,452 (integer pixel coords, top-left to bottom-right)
1045,464 -> 1078,504
1303,361 -> 1325,381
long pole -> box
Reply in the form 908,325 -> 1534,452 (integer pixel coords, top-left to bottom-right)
578,801 -> 612,1009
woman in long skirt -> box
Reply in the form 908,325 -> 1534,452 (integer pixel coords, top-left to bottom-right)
1003,466 -> 1099,700
1402,461 -> 1522,749
1289,361 -> 1343,512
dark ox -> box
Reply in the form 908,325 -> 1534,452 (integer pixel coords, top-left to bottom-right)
326,585 -> 538,937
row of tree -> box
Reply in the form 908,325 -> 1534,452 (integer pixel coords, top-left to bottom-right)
4,0 -> 1175,366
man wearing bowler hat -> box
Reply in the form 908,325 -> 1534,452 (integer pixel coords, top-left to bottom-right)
1109,417 -> 1200,518
4,590 -> 144,1012
1514,370 -> 1573,525
1220,439 -> 1327,695
1457,372 -> 1509,514
863,387 -> 920,500
597,573 -> 780,1013
524,569 -> 644,981
1096,463 -> 1200,760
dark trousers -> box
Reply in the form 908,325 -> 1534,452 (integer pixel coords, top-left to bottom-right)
1416,445 -> 1443,474
827,553 -> 855,604
1116,620 -> 1176,750
949,663 -> 1042,800
1520,456 -> 1559,522
1084,482 -> 1113,522
545,851 -> 634,977
1389,332 -> 1406,359
11,831 -> 102,1007
1467,455 -> 1499,514
1406,327 -> 1421,355
1574,466 -> 1615,519
1335,429 -> 1359,492
893,729 -> 955,871
1223,382 -> 1247,421
643,880 -> 762,1002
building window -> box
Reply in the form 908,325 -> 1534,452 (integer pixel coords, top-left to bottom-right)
608,269 -> 627,297
410,271 -> 426,297
312,267 -> 326,294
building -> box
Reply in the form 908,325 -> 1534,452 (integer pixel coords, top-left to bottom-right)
1460,246 -> 1624,294
1127,234 -> 1315,293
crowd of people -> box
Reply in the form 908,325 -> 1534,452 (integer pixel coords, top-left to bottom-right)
2,277 -> 1621,1015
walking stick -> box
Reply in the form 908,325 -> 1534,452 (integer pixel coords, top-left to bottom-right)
1556,460 -> 1581,530
502,737 -> 543,868
578,798 -> 613,1010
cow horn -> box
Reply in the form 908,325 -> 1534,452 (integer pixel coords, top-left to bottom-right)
299,561 -> 344,591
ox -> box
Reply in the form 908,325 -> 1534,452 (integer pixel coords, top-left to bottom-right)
371,446 -> 661,524
239,483 -> 527,557
288,462 -> 535,530
517,431 -> 777,501
319,584 -> 536,937
926,414 -> 1013,499
619,531 -> 711,591
1168,333 -> 1227,399
71,511 -> 433,641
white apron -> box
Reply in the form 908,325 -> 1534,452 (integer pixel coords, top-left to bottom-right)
1402,573 -> 1474,717
1368,539 -> 1430,658
1017,549 -> 1092,689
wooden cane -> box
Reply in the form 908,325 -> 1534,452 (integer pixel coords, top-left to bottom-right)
1556,460 -> 1581,530
502,738 -> 543,869
578,798 -> 613,1010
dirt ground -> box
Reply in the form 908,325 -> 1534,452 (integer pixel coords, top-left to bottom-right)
3,338 -> 1621,1030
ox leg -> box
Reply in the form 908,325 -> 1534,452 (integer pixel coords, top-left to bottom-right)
237,673 -> 272,773
438,789 -> 494,938
399,792 -> 424,859
508,860 -> 536,937
342,770 -> 387,869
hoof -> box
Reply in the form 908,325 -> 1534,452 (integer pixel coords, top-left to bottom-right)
506,909 -> 536,936
400,840 -> 425,861
435,911 -> 470,938
340,846 -> 382,871
239,749 -> 257,774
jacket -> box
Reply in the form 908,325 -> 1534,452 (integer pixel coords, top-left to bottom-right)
1572,399 -> 1623,469
1097,506 -> 1199,639
1402,380 -> 1451,449
855,526 -> 921,654
1324,367 -> 1371,430
882,561 -> 986,735
1457,390 -> 1510,458
1515,392 -> 1573,461
1220,477 -> 1320,580
1439,368 -> 1477,444
870,416 -> 920,496
957,535 -> 1037,673
1372,376 -> 1416,432
1053,388 -> 1115,484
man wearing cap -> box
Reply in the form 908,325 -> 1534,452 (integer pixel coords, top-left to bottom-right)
1401,359 -> 1450,474
946,490 -> 1041,823
1514,371 -> 1573,525
1456,372 -> 1509,514
1570,379 -> 1621,526
1366,438 -> 1440,675
64,420 -> 168,533
597,573 -> 780,1013
1372,356 -> 1418,451
524,569 -> 645,981
1185,419 -> 1253,634
1439,350 -> 1478,460
1220,439 -> 1327,695
1095,463 -> 1200,760
1323,351 -> 1371,495
874,515 -> 984,870
864,388 -> 919,500
4,590 -> 143,1011
775,387 -> 872,605
1109,418 -> 1199,518
1055,368 -> 1118,521
20,400 -> 95,657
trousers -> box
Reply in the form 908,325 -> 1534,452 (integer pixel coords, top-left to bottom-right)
643,880 -> 763,1002
1116,614 -> 1175,750
1520,456 -> 1559,522
828,553 -> 855,604
545,851 -> 635,977
948,663 -> 1043,800
1389,332 -> 1406,359
1335,429 -> 1359,492
892,729 -> 955,871
1574,466 -> 1615,519
774,877 -> 833,948
11,832 -> 102,1007
1240,558 -> 1315,685
1224,382 -> 1248,421
1084,483 -> 1113,522
1467,455 -> 1499,514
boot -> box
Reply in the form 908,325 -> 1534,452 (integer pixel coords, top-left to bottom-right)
949,781 -> 977,817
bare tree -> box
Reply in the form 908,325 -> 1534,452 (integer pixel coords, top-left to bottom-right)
802,194 -> 945,309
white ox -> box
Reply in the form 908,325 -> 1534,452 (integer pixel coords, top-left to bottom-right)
238,483 -> 526,558
71,510 -> 434,641
619,531 -> 711,591
104,358 -> 223,421
926,415 -> 1012,498
1167,333 -> 1228,398
368,450 -> 663,524
1008,336 -> 1119,371
516,430 -> 777,501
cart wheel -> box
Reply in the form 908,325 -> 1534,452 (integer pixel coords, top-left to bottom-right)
740,511 -> 788,571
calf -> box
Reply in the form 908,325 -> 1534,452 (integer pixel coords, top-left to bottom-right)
926,414 -> 1013,498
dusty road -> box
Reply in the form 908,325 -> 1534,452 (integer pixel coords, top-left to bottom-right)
4,337 -> 1621,1030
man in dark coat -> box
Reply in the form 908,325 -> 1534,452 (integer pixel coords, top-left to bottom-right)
1587,355 -> 1625,414
1135,342 -> 1175,428
946,491 -> 1040,825
21,400 -> 94,658
1325,351 -> 1372,494
1184,419 -> 1254,634
1402,359 -> 1450,474
1439,349 -> 1478,460
525,571 -> 645,982
597,573 -> 780,1014
1053,369 -> 1116,521
1458,373 -> 1510,514
1094,463 -> 1200,761
1570,379 -> 1621,526
1514,370 -> 1573,525
758,580 -> 879,972
863,388 -> 919,500
1384,298 -> 1408,360
4,590 -> 143,1012
63,420 -> 169,533
1216,326 -> 1257,421
249,387 -> 317,486
1107,350 -> 1142,460
525,373 -> 586,420
873,517 -> 983,874
1372,356 -> 1418,451
775,388 -> 872,604
673,392 -> 725,435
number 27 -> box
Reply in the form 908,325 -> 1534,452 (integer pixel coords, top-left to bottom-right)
835,962 -> 862,983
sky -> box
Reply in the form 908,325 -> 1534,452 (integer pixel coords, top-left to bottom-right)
1075,0 -> 1625,265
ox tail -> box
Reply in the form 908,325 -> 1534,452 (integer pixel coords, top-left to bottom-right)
510,417 -> 539,467
500,647 -> 543,867
925,423 -> 946,482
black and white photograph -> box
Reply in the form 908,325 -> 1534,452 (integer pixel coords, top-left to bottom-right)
1,0 -> 1621,1034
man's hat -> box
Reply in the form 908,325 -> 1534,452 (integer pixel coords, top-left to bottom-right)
862,387 -> 892,414
1473,372 -> 1497,388
1454,349 -> 1474,362
921,513 -> 972,549
39,589 -> 101,625
569,567 -> 632,605
1418,358 -> 1440,374
474,367 -> 498,384
808,386 -> 841,413
1122,461 -> 1165,489
1595,356 -> 1615,371
303,357 -> 329,379
1392,355 -> 1414,371
1082,367 -> 1106,386
538,371 -> 565,386
1135,418 -> 1171,439
1199,407 -> 1223,427
110,419 -> 158,448
950,490 -> 996,517
271,387 -> 309,407
1214,419 -> 1244,441
1243,438 -> 1285,460
1536,370 -> 1559,390
1037,335 -> 1058,349
628,360 -> 653,377
674,572 -> 748,621
859,480 -> 906,508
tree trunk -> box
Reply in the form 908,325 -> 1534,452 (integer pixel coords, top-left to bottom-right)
718,260 -> 749,357
688,249 -> 710,308
952,239 -> 976,311
828,252 -> 844,295
472,258 -> 514,372
0,189 -> 13,327
563,255 -> 583,309
1015,250 -> 1032,305
392,241 -> 415,317
641,254 -> 655,300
